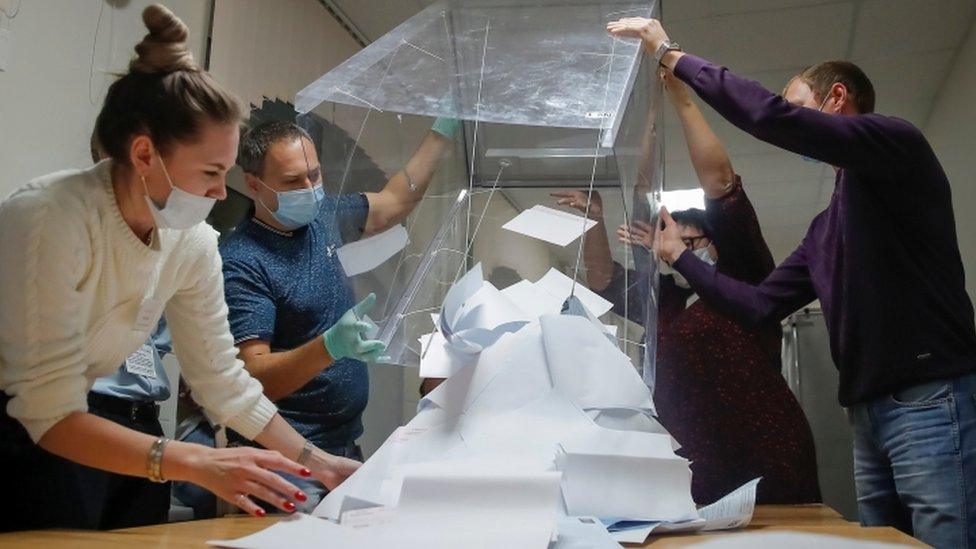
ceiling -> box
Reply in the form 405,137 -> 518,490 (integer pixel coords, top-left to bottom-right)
328,0 -> 976,261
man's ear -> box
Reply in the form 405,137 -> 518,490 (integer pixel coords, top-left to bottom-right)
830,82 -> 849,114
243,173 -> 260,197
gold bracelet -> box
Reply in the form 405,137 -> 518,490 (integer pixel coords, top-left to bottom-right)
147,436 -> 170,483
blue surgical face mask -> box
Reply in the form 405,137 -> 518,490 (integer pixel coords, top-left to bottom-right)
800,93 -> 832,164
256,178 -> 325,230
143,153 -> 217,230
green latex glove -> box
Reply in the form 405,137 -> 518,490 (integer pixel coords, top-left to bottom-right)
323,293 -> 386,363
431,117 -> 461,139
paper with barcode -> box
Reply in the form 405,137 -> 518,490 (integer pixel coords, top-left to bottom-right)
698,478 -> 761,531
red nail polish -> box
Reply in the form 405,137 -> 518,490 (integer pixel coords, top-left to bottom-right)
284,501 -> 296,512
295,491 -> 308,502
255,508 -> 266,518
300,468 -> 311,477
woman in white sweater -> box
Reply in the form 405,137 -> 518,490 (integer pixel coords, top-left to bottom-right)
0,5 -> 364,530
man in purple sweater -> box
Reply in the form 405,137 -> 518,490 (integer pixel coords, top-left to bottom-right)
607,17 -> 976,549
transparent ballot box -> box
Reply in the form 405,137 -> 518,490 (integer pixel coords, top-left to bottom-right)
295,0 -> 664,388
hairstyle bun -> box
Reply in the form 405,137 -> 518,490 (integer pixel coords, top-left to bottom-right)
130,4 -> 196,74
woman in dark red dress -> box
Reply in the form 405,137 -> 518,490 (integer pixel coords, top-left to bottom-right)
555,72 -> 820,504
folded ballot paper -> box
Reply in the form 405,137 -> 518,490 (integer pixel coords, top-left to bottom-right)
503,204 -> 598,247
336,224 -> 409,277
211,266 -> 759,549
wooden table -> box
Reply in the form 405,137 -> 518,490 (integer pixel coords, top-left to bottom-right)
0,505 -> 923,548
635,505 -> 923,547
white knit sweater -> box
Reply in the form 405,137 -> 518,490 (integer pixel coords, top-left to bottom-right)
0,161 -> 277,442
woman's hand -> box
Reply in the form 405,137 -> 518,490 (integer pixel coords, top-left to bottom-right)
617,220 -> 654,250
660,69 -> 691,106
182,445 -> 311,517
305,448 -> 361,491
652,207 -> 688,265
551,190 -> 603,220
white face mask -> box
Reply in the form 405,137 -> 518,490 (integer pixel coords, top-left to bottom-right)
142,153 -> 217,230
692,247 -> 716,266
660,247 -> 715,289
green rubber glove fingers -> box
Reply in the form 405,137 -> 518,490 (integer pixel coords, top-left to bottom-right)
323,293 -> 387,362
431,117 -> 461,139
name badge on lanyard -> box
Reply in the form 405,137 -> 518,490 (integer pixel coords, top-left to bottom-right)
125,344 -> 158,379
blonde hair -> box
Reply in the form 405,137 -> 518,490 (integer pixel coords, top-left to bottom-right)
94,4 -> 244,163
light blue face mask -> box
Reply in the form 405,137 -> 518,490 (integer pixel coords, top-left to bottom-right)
256,179 -> 325,230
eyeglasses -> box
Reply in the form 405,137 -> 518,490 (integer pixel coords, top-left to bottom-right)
681,235 -> 710,250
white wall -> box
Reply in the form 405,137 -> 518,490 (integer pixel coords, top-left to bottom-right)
0,0 -> 211,198
209,0 -> 358,110
926,18 -> 976,302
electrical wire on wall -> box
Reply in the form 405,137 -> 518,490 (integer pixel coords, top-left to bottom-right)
88,0 -> 110,105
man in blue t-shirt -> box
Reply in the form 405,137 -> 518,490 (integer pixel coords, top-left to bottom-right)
216,118 -> 458,508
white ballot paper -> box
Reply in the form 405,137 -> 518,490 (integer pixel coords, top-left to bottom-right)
610,523 -> 659,544
336,224 -> 408,276
536,268 -> 613,317
501,280 -> 565,318
698,477 -> 761,531
295,272 -> 756,547
417,331 -> 474,378
211,470 -> 561,549
557,450 -> 697,522
541,315 -> 654,411
503,204 -> 598,246
601,477 -> 763,544
208,514 -> 354,548
552,516 -> 620,549
438,264 -> 530,354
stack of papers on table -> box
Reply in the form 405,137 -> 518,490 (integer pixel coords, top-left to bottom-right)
212,266 -> 760,549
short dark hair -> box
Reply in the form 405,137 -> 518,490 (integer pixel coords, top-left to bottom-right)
238,120 -> 313,176
792,60 -> 876,114
670,208 -> 713,238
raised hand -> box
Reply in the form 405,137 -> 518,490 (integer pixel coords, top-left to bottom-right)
617,220 -> 654,250
550,189 -> 604,220
606,17 -> 670,55
652,207 -> 687,264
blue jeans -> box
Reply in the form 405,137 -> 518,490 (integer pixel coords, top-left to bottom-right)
850,371 -> 976,548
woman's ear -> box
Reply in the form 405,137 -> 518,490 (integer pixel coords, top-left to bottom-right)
129,134 -> 155,178
708,242 -> 719,262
